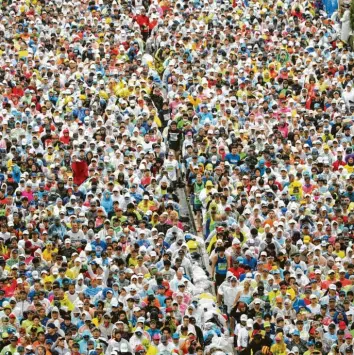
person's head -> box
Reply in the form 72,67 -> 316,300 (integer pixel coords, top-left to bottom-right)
9,335 -> 19,349
217,246 -> 225,256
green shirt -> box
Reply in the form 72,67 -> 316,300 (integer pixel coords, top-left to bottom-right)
1,344 -> 17,355
194,182 -> 204,205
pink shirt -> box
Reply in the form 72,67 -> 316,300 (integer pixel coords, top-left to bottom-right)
22,190 -> 34,202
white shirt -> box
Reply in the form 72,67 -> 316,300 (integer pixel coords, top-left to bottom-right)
158,342 -> 175,352
236,325 -> 249,348
164,159 -> 178,182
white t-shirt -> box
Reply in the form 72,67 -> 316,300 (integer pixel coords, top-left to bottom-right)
164,159 -> 178,181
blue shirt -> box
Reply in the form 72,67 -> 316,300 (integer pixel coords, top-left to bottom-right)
225,153 -> 240,165
156,294 -> 166,307
242,256 -> 257,270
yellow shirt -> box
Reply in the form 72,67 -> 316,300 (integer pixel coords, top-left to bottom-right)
128,257 -> 138,268
44,275 -> 58,284
345,164 -> 354,174
26,324 -> 44,334
348,202 -> 354,212
69,266 -> 81,279
0,244 -> 8,257
22,319 -> 33,329
42,247 -> 58,262
138,201 -> 156,213
333,250 -> 346,259
268,290 -> 280,304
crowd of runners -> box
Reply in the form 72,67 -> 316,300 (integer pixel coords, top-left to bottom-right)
1,0 -> 354,355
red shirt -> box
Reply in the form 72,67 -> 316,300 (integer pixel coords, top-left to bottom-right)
3,279 -> 17,297
228,266 -> 245,279
339,277 -> 351,287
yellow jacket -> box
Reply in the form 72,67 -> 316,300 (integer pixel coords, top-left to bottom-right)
270,333 -> 287,355
55,295 -> 74,312
138,201 -> 156,213
289,181 -> 303,200
146,345 -> 159,355
42,247 -> 58,263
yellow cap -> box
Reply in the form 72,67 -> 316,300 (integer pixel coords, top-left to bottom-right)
303,235 -> 311,244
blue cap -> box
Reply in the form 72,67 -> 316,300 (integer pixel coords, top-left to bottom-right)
293,330 -> 300,336
307,341 -> 314,346
172,333 -> 180,339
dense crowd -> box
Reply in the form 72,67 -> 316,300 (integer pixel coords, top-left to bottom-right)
1,0 -> 354,355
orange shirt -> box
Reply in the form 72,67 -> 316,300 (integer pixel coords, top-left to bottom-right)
263,218 -> 276,227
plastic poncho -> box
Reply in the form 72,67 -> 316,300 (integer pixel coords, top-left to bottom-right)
101,191 -> 113,214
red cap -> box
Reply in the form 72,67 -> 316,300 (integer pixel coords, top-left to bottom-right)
252,330 -> 260,337
308,272 -> 315,280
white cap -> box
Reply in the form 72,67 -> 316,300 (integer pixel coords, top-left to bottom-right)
240,314 -> 248,321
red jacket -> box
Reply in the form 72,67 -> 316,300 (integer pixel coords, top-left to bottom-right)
332,160 -> 346,171
71,161 -> 88,186
134,15 -> 150,32
60,135 -> 71,145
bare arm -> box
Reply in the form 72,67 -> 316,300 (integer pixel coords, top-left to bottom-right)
211,254 -> 217,280
233,291 -> 241,308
